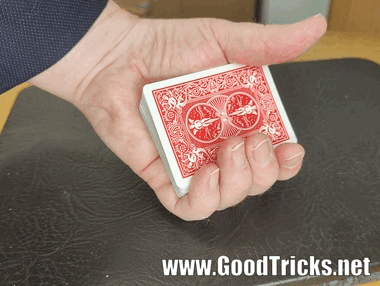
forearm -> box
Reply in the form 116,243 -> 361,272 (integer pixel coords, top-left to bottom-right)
29,1 -> 139,103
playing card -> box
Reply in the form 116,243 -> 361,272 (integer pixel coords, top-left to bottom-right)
140,64 -> 297,197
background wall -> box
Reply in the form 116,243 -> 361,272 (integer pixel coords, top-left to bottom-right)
115,0 -> 256,22
260,0 -> 330,24
115,0 -> 380,37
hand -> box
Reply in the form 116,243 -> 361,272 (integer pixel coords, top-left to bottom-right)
30,1 -> 327,220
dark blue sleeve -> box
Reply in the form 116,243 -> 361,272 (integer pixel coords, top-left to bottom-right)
0,0 -> 108,94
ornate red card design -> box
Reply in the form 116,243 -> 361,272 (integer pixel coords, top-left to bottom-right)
152,66 -> 290,178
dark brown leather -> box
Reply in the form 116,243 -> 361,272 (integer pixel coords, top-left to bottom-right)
0,58 -> 379,285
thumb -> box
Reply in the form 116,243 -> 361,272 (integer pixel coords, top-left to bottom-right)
211,14 -> 327,65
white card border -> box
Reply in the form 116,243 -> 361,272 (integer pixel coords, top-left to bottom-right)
262,65 -> 297,144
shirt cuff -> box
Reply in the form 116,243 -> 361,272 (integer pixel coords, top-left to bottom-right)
0,0 -> 108,94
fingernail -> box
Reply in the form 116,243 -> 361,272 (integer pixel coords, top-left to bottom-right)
314,13 -> 322,18
283,151 -> 305,169
232,141 -> 247,168
209,168 -> 220,190
252,138 -> 271,166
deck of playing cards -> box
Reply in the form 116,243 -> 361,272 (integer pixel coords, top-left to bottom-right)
140,64 -> 297,197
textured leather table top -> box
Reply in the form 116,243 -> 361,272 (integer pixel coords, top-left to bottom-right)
0,58 -> 379,286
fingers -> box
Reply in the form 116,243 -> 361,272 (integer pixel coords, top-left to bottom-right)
216,137 -> 253,210
245,133 -> 279,196
184,134 -> 305,219
275,143 -> 305,180
151,134 -> 305,221
210,14 -> 327,66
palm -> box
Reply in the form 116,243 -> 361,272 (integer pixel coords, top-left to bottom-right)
77,16 -> 326,220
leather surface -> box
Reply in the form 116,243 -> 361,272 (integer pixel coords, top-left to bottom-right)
0,58 -> 379,285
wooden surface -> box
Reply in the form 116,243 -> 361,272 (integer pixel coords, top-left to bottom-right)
328,0 -> 380,36
0,83 -> 29,134
293,30 -> 380,64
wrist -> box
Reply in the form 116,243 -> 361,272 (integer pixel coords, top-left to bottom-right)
29,0 -> 139,104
